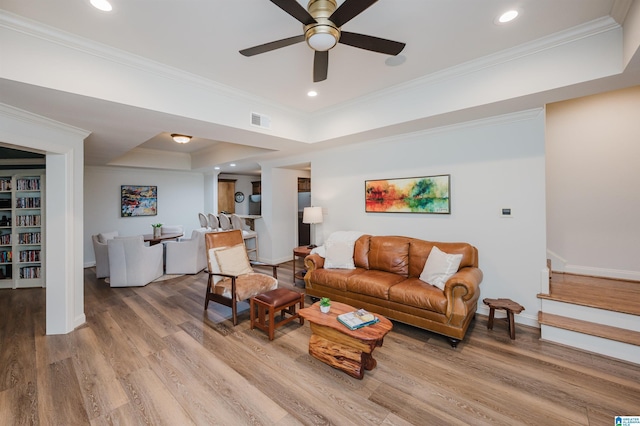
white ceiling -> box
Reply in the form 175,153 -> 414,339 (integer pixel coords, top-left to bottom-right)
0,0 -> 638,174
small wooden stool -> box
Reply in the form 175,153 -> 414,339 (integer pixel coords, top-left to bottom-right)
250,288 -> 305,340
483,298 -> 525,340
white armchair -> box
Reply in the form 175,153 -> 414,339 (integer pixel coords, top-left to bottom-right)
91,231 -> 118,278
161,224 -> 183,237
165,229 -> 207,274
107,235 -> 163,287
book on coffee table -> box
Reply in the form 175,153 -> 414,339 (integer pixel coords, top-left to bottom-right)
337,309 -> 379,330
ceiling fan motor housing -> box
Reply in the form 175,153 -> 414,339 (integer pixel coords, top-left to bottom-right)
305,0 -> 340,51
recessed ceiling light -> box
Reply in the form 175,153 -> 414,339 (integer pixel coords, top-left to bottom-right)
385,55 -> 406,67
90,0 -> 112,12
230,163 -> 236,167
497,10 -> 519,24
307,90 -> 318,97
214,166 -> 220,170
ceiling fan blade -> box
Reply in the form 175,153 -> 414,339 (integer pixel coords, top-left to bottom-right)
329,0 -> 378,27
270,0 -> 317,25
240,34 -> 305,56
339,31 -> 405,56
313,50 -> 328,82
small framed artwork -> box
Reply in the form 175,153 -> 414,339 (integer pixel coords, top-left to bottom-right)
365,174 -> 450,214
121,185 -> 157,217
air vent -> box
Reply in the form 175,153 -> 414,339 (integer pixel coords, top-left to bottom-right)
250,112 -> 271,129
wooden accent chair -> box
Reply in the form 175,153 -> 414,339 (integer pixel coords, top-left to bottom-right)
204,230 -> 278,325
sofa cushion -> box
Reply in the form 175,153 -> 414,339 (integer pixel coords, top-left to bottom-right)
346,270 -> 406,299
419,246 -> 463,290
389,278 -> 448,315
368,236 -> 410,276
309,268 -> 365,291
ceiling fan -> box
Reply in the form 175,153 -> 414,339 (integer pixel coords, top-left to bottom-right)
240,0 -> 406,82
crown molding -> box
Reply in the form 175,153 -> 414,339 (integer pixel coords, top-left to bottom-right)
0,11 -> 308,119
317,16 -> 621,116
0,103 -> 90,138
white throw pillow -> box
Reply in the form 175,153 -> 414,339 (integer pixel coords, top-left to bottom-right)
419,246 -> 463,290
324,239 -> 356,269
98,231 -> 118,243
214,244 -> 253,276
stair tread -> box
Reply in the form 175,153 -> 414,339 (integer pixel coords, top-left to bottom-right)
538,273 -> 640,316
538,312 -> 640,346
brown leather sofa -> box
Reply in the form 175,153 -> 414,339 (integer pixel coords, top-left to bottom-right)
304,235 -> 483,347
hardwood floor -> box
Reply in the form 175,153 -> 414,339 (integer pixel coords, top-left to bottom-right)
1,261 -> 639,425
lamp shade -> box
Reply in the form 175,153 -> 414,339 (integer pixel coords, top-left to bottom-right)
302,206 -> 323,224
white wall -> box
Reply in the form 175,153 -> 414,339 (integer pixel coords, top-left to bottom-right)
308,109 -> 548,326
546,86 -> 640,280
84,166 -> 204,266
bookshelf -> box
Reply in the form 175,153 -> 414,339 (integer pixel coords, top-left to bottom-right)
0,172 -> 45,289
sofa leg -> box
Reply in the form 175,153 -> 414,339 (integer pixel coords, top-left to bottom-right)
448,338 -> 460,348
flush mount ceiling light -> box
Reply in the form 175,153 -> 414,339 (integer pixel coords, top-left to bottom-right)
171,134 -> 191,144
307,90 -> 318,97
90,0 -> 112,12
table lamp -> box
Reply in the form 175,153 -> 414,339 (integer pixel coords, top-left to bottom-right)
302,206 -> 323,248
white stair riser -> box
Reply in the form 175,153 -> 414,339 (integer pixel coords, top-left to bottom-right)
540,299 -> 640,332
541,325 -> 640,364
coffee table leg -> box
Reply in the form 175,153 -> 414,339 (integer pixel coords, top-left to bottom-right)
362,353 -> 377,371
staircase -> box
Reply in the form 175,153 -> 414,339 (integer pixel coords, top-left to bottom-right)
537,272 -> 640,364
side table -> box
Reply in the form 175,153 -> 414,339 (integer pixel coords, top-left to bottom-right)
483,298 -> 525,340
292,245 -> 312,284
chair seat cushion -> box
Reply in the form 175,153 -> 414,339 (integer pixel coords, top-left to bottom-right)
214,273 -> 278,301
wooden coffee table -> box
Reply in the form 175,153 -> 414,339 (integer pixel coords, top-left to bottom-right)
299,301 -> 392,379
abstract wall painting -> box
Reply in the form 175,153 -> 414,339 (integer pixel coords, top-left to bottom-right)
365,175 -> 450,214
121,185 -> 157,217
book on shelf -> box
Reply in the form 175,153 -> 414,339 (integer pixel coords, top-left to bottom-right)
337,309 -> 379,330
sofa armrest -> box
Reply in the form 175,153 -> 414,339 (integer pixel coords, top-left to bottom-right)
443,266 -> 483,326
304,253 -> 325,271
444,267 -> 483,301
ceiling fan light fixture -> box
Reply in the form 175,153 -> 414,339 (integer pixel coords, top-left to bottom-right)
305,25 -> 339,51
171,134 -> 191,144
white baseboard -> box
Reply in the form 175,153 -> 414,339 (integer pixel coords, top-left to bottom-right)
476,305 -> 539,328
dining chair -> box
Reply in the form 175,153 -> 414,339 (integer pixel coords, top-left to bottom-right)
218,213 -> 232,230
230,214 -> 258,260
207,213 -> 219,230
204,229 -> 278,325
160,224 -> 183,242
198,213 -> 209,228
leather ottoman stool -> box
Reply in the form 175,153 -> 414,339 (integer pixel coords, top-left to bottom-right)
250,288 -> 304,340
